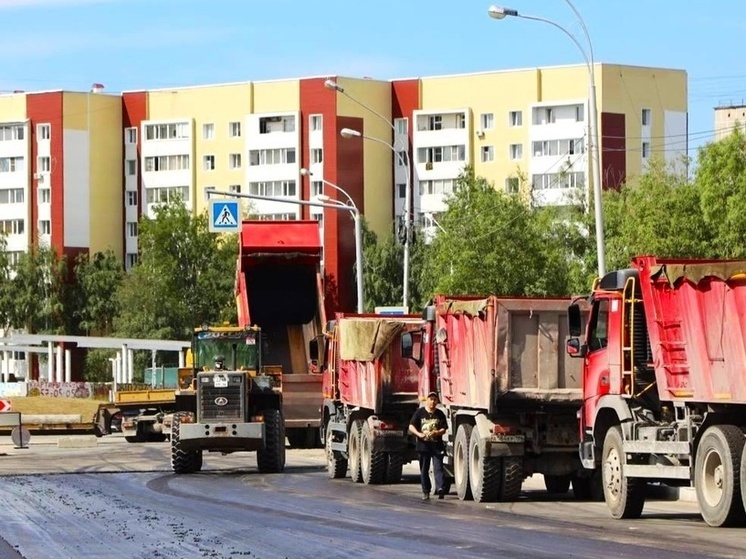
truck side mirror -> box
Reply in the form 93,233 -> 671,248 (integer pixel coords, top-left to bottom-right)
566,337 -> 586,358
401,331 -> 423,364
309,339 -> 319,361
568,303 -> 583,337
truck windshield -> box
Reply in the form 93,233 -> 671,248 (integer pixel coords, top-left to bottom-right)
194,331 -> 259,370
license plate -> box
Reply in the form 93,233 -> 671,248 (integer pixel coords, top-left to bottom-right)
214,377 -> 228,388
493,434 -> 524,443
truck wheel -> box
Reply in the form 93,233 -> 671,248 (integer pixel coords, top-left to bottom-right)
361,422 -> 386,484
348,420 -> 364,483
171,412 -> 202,474
385,453 -> 404,484
695,424 -> 746,527
602,426 -> 645,519
325,424 -> 348,479
468,426 -> 501,502
544,474 -> 571,494
454,423 -> 473,501
572,470 -> 604,501
257,409 -> 286,473
499,457 -> 523,501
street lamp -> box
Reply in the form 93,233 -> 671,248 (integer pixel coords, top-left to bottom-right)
488,3 -> 606,276
300,168 -> 364,313
326,78 -> 414,306
339,127 -> 413,307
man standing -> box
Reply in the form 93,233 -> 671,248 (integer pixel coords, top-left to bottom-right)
408,391 -> 448,500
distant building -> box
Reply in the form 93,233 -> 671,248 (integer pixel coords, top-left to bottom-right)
714,103 -> 746,141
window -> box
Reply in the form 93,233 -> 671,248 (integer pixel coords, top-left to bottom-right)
0,125 -> 24,141
456,113 -> 466,129
310,115 -> 322,131
248,148 -> 296,166
641,109 -> 652,126
0,188 -> 24,204
418,179 -> 455,196
38,187 -> 51,204
396,151 -> 406,167
248,180 -> 297,197
124,127 -> 137,144
505,177 -> 520,194
144,122 -> 190,141
203,186 -> 216,201
0,219 -> 24,235
38,156 -> 51,172
126,159 -> 137,176
229,153 -> 242,169
229,122 -> 241,138
312,180 -> 323,197
0,157 -> 25,172
588,299 -> 609,352
203,155 -> 215,171
428,115 -> 442,131
126,191 -> 138,206
642,142 -> 651,159
397,183 -> 406,198
125,253 -> 138,269
576,105 -> 585,122
203,123 -> 214,140
143,154 -> 190,172
146,186 -> 189,204
38,124 -> 51,141
229,184 -> 241,194
480,146 -> 494,162
532,172 -> 585,190
417,145 -> 465,164
126,222 -> 138,237
259,115 -> 295,134
38,220 -> 51,235
509,144 -> 523,160
311,149 -> 323,164
509,110 -> 523,127
480,113 -> 494,130
395,118 -> 408,135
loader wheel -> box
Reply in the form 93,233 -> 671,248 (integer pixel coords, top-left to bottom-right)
468,426 -> 501,502
385,453 -> 404,484
325,423 -> 348,479
602,426 -> 645,519
361,422 -> 386,485
257,409 -> 285,473
170,412 -> 202,474
348,420 -> 364,483
454,423 -> 473,501
544,474 -> 572,494
695,424 -> 746,527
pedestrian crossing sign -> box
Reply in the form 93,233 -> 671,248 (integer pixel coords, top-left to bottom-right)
209,199 -> 240,232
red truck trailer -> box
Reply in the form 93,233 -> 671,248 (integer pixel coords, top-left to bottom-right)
567,256 -> 746,527
405,295 -> 587,502
319,313 -> 428,483
235,220 -> 325,448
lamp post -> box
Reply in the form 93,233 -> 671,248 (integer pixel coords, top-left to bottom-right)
339,126 -> 412,308
325,78 -> 414,307
300,168 -> 364,313
488,3 -> 606,277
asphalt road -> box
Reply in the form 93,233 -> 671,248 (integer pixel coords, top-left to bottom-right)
0,434 -> 742,559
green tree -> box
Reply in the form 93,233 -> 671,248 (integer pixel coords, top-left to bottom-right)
74,250 -> 125,336
114,200 -> 237,341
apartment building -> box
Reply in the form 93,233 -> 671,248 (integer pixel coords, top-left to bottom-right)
0,63 -> 688,318
714,103 -> 746,141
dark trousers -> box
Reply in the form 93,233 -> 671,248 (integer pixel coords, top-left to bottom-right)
418,451 -> 445,494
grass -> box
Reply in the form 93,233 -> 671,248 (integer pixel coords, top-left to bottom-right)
4,396 -> 104,419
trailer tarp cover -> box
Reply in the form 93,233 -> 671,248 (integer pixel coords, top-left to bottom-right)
339,319 -> 406,362
654,261 -> 746,286
436,298 -> 489,317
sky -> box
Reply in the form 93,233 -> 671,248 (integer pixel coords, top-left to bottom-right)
0,0 -> 743,160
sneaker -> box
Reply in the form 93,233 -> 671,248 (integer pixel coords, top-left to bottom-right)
422,492 -> 430,500
437,488 -> 445,500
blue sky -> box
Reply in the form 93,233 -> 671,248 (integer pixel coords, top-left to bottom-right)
0,0 -> 741,160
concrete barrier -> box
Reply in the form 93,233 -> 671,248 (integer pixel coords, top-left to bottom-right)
21,414 -> 82,425
57,436 -> 98,448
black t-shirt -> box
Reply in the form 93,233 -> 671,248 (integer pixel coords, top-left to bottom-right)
409,406 -> 448,453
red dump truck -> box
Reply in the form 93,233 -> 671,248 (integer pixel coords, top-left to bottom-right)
403,295 -> 587,502
319,313 -> 428,483
567,256 -> 746,527
236,220 -> 325,448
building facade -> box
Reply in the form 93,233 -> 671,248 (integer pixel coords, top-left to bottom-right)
714,104 -> 746,141
0,63 -> 688,320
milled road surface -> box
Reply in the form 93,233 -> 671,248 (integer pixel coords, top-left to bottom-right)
0,434 -> 742,559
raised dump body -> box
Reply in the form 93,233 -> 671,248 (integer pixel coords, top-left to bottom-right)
568,256 -> 746,527
321,314 -> 425,484
424,295 -> 587,502
236,220 -> 325,448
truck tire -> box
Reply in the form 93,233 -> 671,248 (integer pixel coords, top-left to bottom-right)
544,474 -> 571,494
694,424 -> 746,527
602,426 -> 645,519
348,420 -> 364,483
468,426 -> 501,502
325,423 -> 348,479
171,412 -> 203,474
454,423 -> 473,501
385,453 -> 404,484
361,422 -> 386,485
572,470 -> 604,501
499,457 -> 523,502
257,409 -> 286,474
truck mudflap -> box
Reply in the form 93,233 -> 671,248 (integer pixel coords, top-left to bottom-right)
177,422 -> 265,452
370,429 -> 410,453
483,436 -> 525,458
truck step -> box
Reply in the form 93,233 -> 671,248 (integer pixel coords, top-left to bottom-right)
624,464 -> 690,479
623,440 -> 690,454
